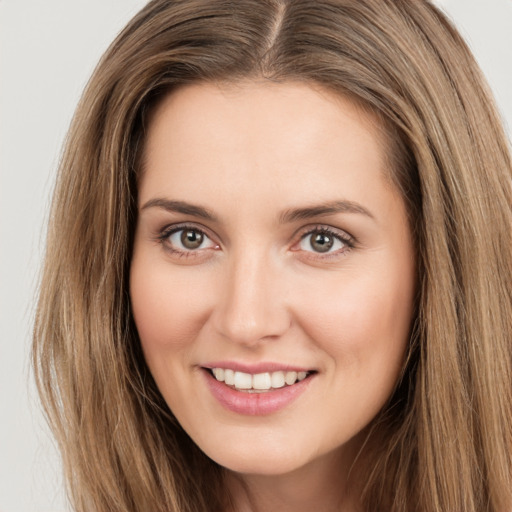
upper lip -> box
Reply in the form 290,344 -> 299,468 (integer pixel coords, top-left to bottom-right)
201,361 -> 314,374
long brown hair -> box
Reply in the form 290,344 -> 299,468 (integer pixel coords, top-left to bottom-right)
33,1 -> 512,510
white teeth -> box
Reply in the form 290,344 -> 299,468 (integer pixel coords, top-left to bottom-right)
212,368 -> 225,382
285,371 -> 298,385
253,372 -> 271,390
234,371 -> 252,389
271,371 -> 285,388
211,368 -> 310,390
224,369 -> 235,385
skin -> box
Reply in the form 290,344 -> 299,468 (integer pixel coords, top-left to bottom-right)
130,81 -> 416,512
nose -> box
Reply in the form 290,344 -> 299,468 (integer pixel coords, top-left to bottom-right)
212,249 -> 291,346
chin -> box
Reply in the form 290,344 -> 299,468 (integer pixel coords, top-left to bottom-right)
217,453 -> 308,476
193,431 -> 324,476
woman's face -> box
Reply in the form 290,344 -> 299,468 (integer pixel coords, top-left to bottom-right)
130,82 -> 416,477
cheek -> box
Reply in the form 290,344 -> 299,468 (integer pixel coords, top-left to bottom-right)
129,257 -> 211,360
296,264 -> 414,372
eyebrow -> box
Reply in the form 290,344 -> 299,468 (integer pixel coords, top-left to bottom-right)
279,200 -> 375,223
141,198 -> 218,221
141,198 -> 374,224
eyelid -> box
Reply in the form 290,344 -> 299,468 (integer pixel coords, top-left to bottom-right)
156,222 -> 220,255
291,224 -> 355,256
154,222 -> 355,260
157,221 -> 216,239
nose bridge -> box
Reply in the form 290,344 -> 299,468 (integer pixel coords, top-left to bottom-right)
214,244 -> 289,345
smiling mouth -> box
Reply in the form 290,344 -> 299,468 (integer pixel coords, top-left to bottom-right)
206,368 -> 315,393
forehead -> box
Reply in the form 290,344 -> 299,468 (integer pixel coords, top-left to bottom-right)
139,81 -> 395,203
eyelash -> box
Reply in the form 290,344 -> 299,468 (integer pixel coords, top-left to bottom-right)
155,223 -> 355,260
295,225 -> 355,259
155,223 -> 217,259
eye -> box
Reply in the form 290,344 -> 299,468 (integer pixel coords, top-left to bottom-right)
297,227 -> 352,255
160,226 -> 218,253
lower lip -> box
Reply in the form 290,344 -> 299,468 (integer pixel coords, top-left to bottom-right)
202,370 -> 314,416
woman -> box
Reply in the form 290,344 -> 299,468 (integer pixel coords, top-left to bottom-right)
33,0 -> 512,511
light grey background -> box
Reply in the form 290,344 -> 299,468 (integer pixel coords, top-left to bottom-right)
1,1 -> 511,511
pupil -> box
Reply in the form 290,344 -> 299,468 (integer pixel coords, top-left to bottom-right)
181,230 -> 203,249
311,232 -> 333,253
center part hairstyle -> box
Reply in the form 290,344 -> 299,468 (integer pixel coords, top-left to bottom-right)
33,1 -> 512,511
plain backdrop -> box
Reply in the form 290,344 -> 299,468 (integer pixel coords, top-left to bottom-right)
1,1 -> 511,511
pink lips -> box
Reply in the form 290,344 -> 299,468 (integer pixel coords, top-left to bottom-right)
201,363 -> 314,416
